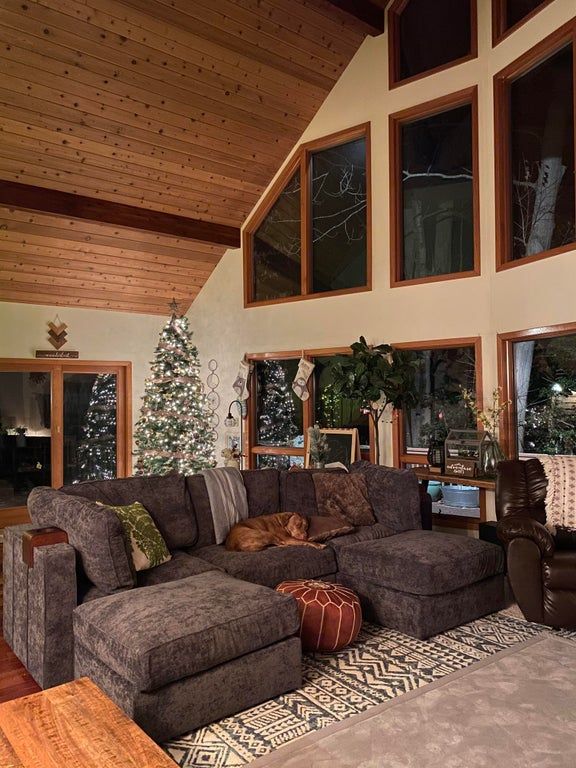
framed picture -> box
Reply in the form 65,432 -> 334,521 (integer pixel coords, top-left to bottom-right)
305,428 -> 361,469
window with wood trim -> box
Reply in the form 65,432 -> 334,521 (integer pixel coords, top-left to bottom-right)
392,338 -> 481,467
246,349 -> 374,468
0,359 -> 132,522
492,0 -> 555,45
390,88 -> 479,286
388,0 -> 477,88
244,125 -> 371,307
499,323 -> 576,458
495,21 -> 576,270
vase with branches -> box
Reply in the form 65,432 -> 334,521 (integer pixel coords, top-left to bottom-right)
461,386 -> 510,476
328,337 -> 419,465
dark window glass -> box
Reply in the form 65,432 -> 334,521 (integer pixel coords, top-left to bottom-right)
506,0 -> 548,29
313,356 -> 370,448
403,346 -> 476,452
63,373 -> 117,484
513,334 -> 576,455
253,170 -> 301,302
401,104 -> 474,280
311,138 -> 367,293
398,0 -> 472,81
0,372 -> 51,509
256,454 -> 304,470
510,45 -> 575,261
255,360 -> 303,447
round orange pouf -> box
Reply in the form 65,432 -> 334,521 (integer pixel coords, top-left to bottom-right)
276,580 -> 362,652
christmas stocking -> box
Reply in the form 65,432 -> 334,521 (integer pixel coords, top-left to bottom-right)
233,360 -> 250,401
292,358 -> 315,401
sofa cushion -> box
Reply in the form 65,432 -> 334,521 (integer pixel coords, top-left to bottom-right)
350,461 -> 421,533
186,475 -> 216,549
136,551 -> 219,587
98,501 -> 171,571
28,487 -> 135,594
326,523 -> 392,551
192,543 -> 337,588
336,530 -> 505,595
312,473 -> 375,526
241,469 -> 280,517
307,516 -> 354,543
73,571 -> 300,691
60,474 -> 197,550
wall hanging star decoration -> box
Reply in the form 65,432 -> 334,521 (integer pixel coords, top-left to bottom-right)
47,317 -> 68,350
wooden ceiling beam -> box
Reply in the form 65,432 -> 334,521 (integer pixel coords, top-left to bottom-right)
323,1 -> 384,34
0,181 -> 240,248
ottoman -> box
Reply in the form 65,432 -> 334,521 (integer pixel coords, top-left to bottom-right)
277,580 -> 362,652
73,571 -> 302,741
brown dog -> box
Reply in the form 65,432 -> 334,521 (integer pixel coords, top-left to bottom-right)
225,512 -> 326,552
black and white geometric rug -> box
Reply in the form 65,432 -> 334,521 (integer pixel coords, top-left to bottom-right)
163,612 -> 574,768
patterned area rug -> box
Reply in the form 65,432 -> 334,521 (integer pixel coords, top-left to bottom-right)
163,612 -> 575,768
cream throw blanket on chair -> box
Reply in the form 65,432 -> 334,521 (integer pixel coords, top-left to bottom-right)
540,455 -> 576,533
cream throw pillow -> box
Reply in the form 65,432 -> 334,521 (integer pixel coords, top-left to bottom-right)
97,501 -> 171,571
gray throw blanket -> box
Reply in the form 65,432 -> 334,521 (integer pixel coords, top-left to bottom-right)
201,467 -> 249,544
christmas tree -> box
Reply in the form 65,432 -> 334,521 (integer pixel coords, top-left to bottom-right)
77,373 -> 117,481
134,313 -> 216,475
258,360 -> 299,445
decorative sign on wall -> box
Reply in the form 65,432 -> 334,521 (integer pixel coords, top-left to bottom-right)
35,317 -> 79,359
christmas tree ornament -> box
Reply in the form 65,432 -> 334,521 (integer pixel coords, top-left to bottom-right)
233,360 -> 250,401
292,358 -> 315,401
133,313 -> 216,475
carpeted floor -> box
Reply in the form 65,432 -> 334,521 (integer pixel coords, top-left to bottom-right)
164,611 -> 575,767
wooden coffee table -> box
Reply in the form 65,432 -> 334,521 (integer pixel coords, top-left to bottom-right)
0,677 -> 176,767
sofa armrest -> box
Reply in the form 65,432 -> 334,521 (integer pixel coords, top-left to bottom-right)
418,486 -> 433,530
497,516 -> 555,557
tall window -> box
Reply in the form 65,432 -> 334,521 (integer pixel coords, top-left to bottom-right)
390,88 -> 479,285
388,0 -> 477,88
492,0 -> 555,44
499,324 -> 576,458
495,22 -> 576,269
393,339 -> 480,466
244,124 -> 371,306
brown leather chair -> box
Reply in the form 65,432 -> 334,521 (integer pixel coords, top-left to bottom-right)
496,458 -> 576,629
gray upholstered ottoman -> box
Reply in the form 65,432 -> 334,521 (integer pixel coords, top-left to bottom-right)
336,530 -> 506,639
73,570 -> 302,741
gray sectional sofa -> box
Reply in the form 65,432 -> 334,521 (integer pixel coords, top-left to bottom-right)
3,465 -> 505,741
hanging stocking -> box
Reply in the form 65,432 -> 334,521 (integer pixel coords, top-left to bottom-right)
233,360 -> 250,401
292,358 -> 315,401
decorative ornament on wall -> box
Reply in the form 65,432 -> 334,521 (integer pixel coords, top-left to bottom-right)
205,359 -> 220,441
35,316 -> 79,359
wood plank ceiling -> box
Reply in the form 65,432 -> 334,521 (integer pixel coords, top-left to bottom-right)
0,0 -> 381,315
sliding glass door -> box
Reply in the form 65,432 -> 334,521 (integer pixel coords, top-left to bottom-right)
0,360 -> 131,521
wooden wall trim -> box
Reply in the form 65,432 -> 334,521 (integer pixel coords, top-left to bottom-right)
389,86 -> 480,288
0,181 -> 240,247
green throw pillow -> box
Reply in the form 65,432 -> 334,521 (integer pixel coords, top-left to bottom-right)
97,501 -> 171,572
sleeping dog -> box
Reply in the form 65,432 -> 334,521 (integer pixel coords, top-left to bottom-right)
225,512 -> 326,552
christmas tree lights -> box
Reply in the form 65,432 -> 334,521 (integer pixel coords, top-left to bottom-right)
77,373 -> 117,481
133,313 -> 216,475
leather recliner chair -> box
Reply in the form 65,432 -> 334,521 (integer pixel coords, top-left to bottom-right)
496,458 -> 576,629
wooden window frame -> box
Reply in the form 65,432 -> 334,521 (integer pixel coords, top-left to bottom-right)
492,0 -> 556,47
0,358 -> 132,525
243,123 -> 372,308
391,337 -> 483,468
388,0 -> 478,90
497,321 -> 576,459
389,87 -> 480,288
245,347 -> 375,469
494,19 -> 576,272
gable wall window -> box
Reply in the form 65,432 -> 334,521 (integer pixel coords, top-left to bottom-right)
388,0 -> 477,88
243,124 -> 371,307
390,87 -> 480,286
246,349 -> 374,469
494,19 -> 576,271
492,0 -> 556,45
498,323 -> 576,459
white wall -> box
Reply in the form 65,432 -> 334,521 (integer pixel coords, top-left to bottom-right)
187,0 -> 576,514
0,301 -> 164,430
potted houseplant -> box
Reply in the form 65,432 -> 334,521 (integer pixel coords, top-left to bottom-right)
328,337 -> 419,465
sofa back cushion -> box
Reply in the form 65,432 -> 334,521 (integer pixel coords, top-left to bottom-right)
312,472 -> 375,526
241,469 -> 280,517
28,486 -> 135,594
60,474 -> 197,550
350,461 -> 421,533
186,475 -> 216,548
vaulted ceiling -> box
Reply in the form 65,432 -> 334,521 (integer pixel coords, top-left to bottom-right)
0,0 -> 383,315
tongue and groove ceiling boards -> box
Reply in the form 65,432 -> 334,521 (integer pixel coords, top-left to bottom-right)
0,0 -> 383,315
